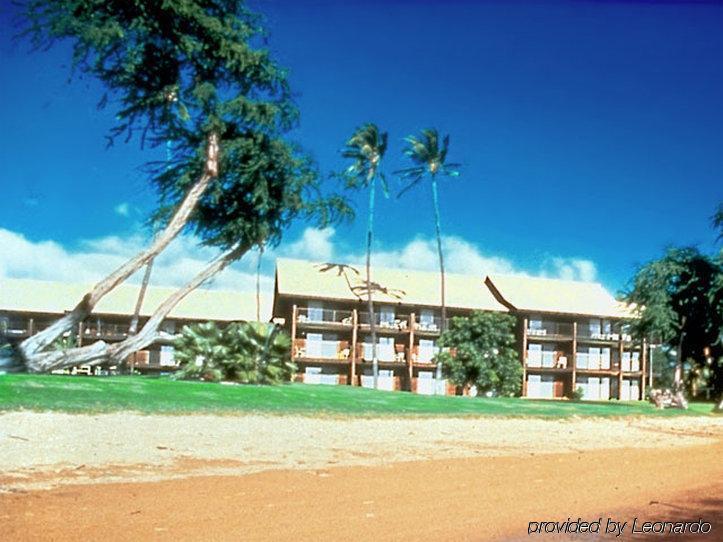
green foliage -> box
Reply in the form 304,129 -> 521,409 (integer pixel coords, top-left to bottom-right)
437,311 -> 522,397
572,386 -> 585,401
22,0 -> 352,251
173,321 -> 294,384
339,123 -> 389,193
624,247 -> 723,395
395,128 -> 461,195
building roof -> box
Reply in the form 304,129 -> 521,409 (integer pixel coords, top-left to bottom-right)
485,274 -> 632,319
0,278 -> 270,322
274,258 -> 508,312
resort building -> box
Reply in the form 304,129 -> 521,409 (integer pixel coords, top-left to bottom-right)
0,278 -> 269,373
272,258 -> 646,400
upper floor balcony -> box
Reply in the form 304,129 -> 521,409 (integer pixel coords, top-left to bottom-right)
526,321 -> 573,340
358,311 -> 410,332
295,307 -> 354,327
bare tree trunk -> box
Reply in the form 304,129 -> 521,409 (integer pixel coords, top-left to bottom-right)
674,316 -> 687,392
367,171 -> 378,389
129,259 -> 154,334
256,244 -> 264,322
431,176 -> 445,387
27,241 -> 249,372
20,134 -> 219,368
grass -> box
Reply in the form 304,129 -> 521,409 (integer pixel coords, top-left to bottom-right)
0,374 -> 718,417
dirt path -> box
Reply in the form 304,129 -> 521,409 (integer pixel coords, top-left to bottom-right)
1,442 -> 721,541
1,412 -> 722,491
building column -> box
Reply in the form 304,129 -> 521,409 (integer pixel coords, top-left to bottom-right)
618,338 -> 624,400
408,313 -> 416,392
521,317 -> 528,397
641,337 -> 648,400
290,304 -> 297,363
350,309 -> 358,386
571,321 -> 577,398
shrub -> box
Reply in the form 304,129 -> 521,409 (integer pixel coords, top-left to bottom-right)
174,321 -> 295,384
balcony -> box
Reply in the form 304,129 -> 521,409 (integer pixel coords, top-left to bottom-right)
82,322 -> 132,340
359,342 -> 406,363
293,338 -> 351,361
577,329 -> 633,343
411,345 -> 441,364
526,349 -> 570,370
526,322 -> 573,340
358,312 -> 409,332
414,316 -> 442,334
295,307 -> 354,327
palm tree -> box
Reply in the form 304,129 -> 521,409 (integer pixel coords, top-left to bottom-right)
396,128 -> 460,333
341,123 -> 388,389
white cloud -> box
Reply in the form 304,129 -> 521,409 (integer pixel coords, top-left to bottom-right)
0,228 -> 273,294
114,202 -> 130,217
282,227 -> 335,261
541,257 -> 598,282
0,226 -> 601,302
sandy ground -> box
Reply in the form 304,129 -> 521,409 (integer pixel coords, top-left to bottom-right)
1,412 -> 722,540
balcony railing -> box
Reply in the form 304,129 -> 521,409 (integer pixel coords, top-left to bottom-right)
577,329 -> 632,342
411,345 -> 441,363
414,316 -> 442,333
296,307 -> 354,326
293,338 -> 351,360
526,322 -> 573,339
357,312 -> 410,331
358,342 -> 406,363
526,349 -> 570,369
82,322 -> 132,338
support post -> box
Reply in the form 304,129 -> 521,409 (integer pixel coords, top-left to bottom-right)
290,304 -> 297,363
77,322 -> 83,347
408,313 -> 416,392
522,317 -> 528,397
351,309 -> 358,386
28,318 -> 34,336
641,337 -> 647,400
618,337 -> 624,400
571,321 -> 577,399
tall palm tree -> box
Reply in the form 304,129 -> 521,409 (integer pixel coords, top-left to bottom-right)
341,123 -> 388,388
396,128 -> 460,333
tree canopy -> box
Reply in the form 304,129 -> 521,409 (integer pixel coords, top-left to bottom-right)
624,246 -> 722,395
22,0 -> 350,251
437,311 -> 522,396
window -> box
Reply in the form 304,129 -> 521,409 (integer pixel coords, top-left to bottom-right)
420,309 -> 435,325
306,333 -> 323,358
379,306 -> 395,325
418,339 -> 436,362
527,343 -> 542,367
308,301 -> 324,322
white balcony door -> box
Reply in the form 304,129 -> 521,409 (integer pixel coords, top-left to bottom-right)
576,348 -> 588,369
589,318 -> 601,337
378,337 -> 395,362
542,344 -> 555,368
418,339 -> 436,362
621,352 -> 631,371
306,333 -> 322,358
600,377 -> 610,400
527,374 -> 541,398
631,352 -> 640,372
589,347 -> 601,370
304,367 -> 321,384
417,371 -> 435,395
321,333 -> 338,358
160,346 -> 175,366
586,377 -> 600,400
527,344 -> 542,367
308,301 -> 324,322
601,348 -> 611,369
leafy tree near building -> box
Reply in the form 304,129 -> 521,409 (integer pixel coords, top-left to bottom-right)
436,311 -> 522,397
624,246 -> 722,398
15,0 -> 350,372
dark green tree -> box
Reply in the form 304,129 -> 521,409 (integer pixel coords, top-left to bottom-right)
340,124 -> 388,388
624,247 -> 722,397
436,312 -> 522,396
396,129 -> 460,332
17,0 -> 350,372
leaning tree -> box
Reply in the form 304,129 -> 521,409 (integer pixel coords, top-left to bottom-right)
16,0 -> 350,372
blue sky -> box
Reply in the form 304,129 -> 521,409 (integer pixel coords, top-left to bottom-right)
1,0 -> 721,296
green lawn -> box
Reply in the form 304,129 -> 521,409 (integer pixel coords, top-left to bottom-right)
0,374 -> 717,417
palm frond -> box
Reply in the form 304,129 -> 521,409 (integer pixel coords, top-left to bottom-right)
397,176 -> 423,198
